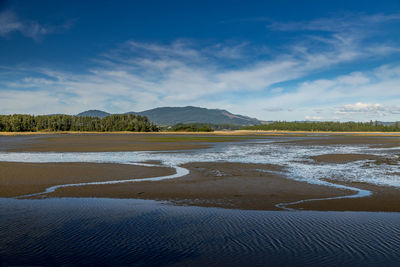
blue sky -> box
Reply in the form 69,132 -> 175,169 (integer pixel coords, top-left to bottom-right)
1,0 -> 400,121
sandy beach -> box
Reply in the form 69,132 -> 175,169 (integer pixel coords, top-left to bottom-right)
2,130 -> 400,136
0,162 -> 174,198
281,135 -> 400,148
0,134 -> 213,152
292,180 -> 400,212
2,160 -> 400,211
1,132 -> 399,151
0,133 -> 399,211
0,161 -> 351,210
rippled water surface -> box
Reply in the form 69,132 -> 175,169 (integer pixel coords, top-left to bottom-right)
1,198 -> 400,266
1,137 -> 400,265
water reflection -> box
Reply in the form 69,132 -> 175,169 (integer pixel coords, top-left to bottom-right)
1,198 -> 400,266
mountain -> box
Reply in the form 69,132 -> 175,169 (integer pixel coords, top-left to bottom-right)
78,106 -> 261,125
127,106 -> 261,126
77,110 -> 110,118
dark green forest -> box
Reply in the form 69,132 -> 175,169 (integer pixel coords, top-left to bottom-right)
2,114 -> 400,132
168,123 -> 214,132
0,114 -> 159,132
243,121 -> 400,132
162,123 -> 242,132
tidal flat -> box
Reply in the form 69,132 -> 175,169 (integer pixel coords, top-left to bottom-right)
1,133 -> 400,266
0,132 -> 399,211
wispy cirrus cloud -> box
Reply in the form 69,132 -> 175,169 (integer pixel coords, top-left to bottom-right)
236,64 -> 400,121
267,12 -> 400,32
268,12 -> 400,66
336,103 -> 400,116
1,12 -> 400,121
2,39 -> 400,117
0,10 -> 22,36
0,10 -> 74,41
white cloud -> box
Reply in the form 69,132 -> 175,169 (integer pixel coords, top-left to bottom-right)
269,87 -> 284,94
336,72 -> 370,85
337,102 -> 384,113
263,107 -> 284,112
0,10 -> 22,36
305,116 -> 324,120
222,64 -> 400,121
267,13 -> 400,32
1,12 -> 400,120
0,90 -> 65,114
0,10 -> 74,41
2,44 -> 400,118
336,102 -> 400,116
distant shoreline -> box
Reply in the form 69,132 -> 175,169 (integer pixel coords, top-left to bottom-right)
1,130 -> 400,136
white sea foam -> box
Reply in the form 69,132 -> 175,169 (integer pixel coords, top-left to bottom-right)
16,163 -> 189,199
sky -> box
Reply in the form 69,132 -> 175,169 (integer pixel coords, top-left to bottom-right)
1,0 -> 400,121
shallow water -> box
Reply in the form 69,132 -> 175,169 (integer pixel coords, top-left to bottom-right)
1,137 -> 400,265
1,198 -> 400,266
16,163 -> 189,199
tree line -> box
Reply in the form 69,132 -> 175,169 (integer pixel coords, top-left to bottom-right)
243,121 -> 400,132
0,114 -> 159,132
167,123 -> 214,132
161,123 -> 243,132
2,115 -> 400,132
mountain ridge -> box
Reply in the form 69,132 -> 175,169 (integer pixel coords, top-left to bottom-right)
77,110 -> 111,118
77,106 -> 261,126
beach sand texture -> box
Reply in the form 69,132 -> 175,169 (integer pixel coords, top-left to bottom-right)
0,133 -> 399,211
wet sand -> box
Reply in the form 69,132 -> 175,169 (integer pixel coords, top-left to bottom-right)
46,162 -> 353,211
311,153 -> 382,164
1,133 -> 399,152
292,180 -> 400,212
2,130 -> 400,136
0,162 -> 174,198
1,133 -> 399,211
0,133 -> 260,152
1,159 -> 400,211
281,135 -> 400,148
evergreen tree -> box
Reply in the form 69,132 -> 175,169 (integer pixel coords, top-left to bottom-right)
0,114 -> 159,132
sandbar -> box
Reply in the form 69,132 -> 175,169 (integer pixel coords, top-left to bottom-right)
1,134 -> 399,211
0,162 -> 174,198
47,162 -> 353,210
292,180 -> 400,212
0,134 -> 252,152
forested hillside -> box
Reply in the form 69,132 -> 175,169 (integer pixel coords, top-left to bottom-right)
77,106 -> 261,126
77,110 -> 111,118
128,106 -> 261,125
0,114 -> 158,132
